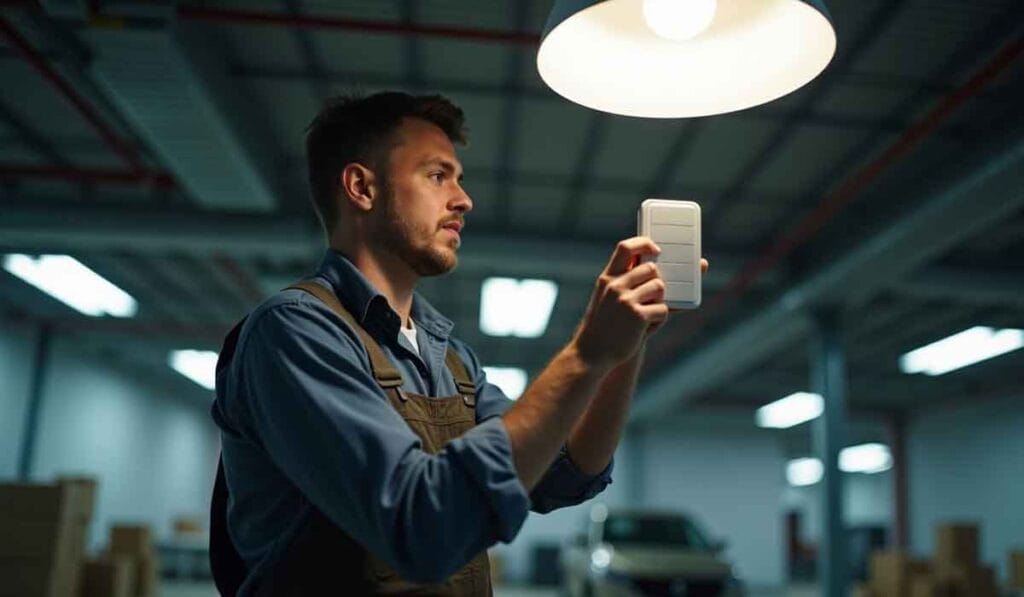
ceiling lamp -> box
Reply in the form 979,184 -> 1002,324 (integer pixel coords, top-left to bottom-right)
537,0 -> 837,118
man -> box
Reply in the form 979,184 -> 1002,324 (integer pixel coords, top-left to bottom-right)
210,92 -> 707,595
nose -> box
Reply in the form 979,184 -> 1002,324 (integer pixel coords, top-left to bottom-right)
451,184 -> 473,214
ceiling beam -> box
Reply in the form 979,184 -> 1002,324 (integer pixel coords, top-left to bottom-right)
77,12 -> 282,211
227,64 -> 974,140
889,268 -> 1024,307
0,203 -> 777,289
0,203 -> 323,259
631,120 -> 1024,424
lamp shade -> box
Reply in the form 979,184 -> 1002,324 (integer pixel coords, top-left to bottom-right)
537,0 -> 837,118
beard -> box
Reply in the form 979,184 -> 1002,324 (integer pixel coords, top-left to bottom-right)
375,180 -> 458,277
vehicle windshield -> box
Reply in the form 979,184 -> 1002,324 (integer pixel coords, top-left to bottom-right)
603,514 -> 712,549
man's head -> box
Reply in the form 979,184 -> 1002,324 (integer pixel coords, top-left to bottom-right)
305,92 -> 472,276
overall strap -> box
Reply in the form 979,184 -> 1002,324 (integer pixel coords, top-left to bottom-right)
444,347 -> 477,407
287,280 -> 404,395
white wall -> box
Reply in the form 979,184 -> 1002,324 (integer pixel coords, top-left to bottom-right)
907,391 -> 1024,584
639,417 -> 788,589
786,471 -> 894,545
491,438 -> 633,583
496,413 -> 788,588
0,325 -> 220,552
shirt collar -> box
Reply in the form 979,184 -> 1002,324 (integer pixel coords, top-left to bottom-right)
314,249 -> 454,339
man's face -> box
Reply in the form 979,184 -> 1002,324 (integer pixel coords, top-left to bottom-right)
373,117 -> 473,277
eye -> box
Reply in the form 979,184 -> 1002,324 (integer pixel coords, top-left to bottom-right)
430,172 -> 445,184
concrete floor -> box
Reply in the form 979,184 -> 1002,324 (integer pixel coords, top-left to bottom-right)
161,580 -> 820,596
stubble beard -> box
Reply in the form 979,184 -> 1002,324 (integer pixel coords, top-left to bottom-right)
377,181 -> 458,277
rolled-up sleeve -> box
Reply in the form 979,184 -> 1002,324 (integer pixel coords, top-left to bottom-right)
452,339 -> 615,515
236,300 -> 530,582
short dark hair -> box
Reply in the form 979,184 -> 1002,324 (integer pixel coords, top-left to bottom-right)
305,92 -> 468,237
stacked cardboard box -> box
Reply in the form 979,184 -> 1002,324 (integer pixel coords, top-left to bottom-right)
106,525 -> 159,597
908,574 -> 953,597
864,523 -> 1000,597
81,556 -> 135,597
932,524 -> 996,597
1010,550 -> 1024,592
0,480 -> 95,597
868,550 -> 933,597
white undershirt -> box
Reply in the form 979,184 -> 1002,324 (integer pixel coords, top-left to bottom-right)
399,318 -> 419,354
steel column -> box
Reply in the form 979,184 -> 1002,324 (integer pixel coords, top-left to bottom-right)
17,325 -> 52,480
810,310 -> 849,597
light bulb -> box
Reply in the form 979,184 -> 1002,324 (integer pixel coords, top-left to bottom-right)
643,0 -> 718,41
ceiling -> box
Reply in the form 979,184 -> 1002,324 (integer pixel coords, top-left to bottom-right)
1,0 -> 1022,423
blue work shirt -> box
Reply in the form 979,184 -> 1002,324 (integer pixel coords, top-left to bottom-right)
211,249 -> 613,587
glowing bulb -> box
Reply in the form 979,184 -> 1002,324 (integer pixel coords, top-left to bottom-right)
643,0 -> 718,41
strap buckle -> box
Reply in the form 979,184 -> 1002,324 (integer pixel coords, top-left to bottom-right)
375,368 -> 404,390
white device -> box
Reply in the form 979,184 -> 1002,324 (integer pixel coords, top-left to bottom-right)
637,199 -> 702,309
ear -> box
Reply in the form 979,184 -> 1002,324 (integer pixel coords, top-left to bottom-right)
339,163 -> 379,212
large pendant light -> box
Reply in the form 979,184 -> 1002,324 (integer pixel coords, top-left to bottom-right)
537,0 -> 837,118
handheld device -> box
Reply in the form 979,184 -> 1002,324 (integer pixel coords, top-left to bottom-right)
636,199 -> 702,309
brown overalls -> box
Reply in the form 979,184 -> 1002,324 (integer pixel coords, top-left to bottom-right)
211,280 -> 492,596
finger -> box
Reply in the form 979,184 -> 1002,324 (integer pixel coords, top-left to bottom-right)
622,276 -> 666,305
700,258 -> 709,274
614,261 -> 661,291
635,302 -> 670,322
606,237 -> 660,276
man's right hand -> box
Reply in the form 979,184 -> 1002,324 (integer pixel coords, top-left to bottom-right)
571,237 -> 669,370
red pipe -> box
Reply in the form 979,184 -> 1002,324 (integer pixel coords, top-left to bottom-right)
649,34 -> 1024,367
0,17 -> 153,176
0,164 -> 175,188
176,6 -> 540,46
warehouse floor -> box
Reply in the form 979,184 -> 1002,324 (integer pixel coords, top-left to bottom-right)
161,580 -> 820,596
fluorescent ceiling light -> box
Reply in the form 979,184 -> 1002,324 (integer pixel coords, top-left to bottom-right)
899,326 -> 1024,376
3,254 -> 137,318
787,444 -> 893,487
483,367 -> 528,400
480,278 -> 558,338
755,392 -> 823,429
786,458 -> 823,487
169,350 -> 218,391
840,443 -> 892,474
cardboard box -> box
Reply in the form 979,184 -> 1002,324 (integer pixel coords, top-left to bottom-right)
0,483 -> 91,597
56,476 -> 97,523
0,483 -> 75,523
0,560 -> 54,597
937,564 -> 996,597
172,515 -> 203,535
909,574 -> 955,597
102,549 -> 160,597
870,551 -> 931,597
136,553 -> 160,597
81,556 -> 135,597
0,520 -> 69,558
488,550 -> 503,585
935,524 -> 978,569
1010,550 -> 1024,590
110,525 -> 153,556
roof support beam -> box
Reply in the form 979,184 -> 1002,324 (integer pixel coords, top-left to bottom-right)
889,268 -> 1024,307
631,122 -> 1024,424
0,203 -> 774,290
